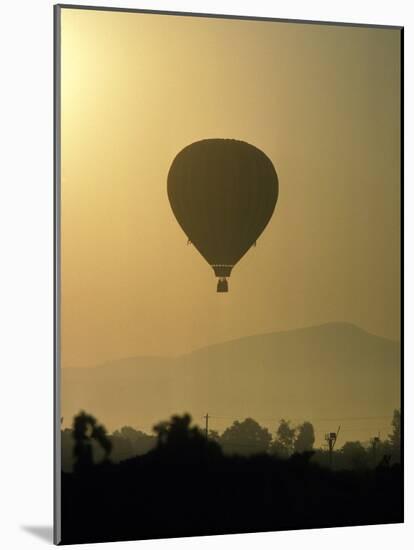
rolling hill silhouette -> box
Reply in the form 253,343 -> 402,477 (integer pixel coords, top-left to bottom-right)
62,323 -> 400,443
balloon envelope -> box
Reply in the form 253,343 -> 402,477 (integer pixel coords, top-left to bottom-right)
167,139 -> 278,290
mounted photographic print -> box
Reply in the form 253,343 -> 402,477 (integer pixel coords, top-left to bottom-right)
54,4 -> 403,545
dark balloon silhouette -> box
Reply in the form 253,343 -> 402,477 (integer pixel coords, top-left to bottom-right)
167,139 -> 278,292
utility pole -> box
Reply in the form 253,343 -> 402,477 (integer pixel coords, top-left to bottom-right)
204,413 -> 209,439
325,425 -> 341,468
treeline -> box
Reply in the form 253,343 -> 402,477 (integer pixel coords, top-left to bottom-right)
212,412 -> 400,470
61,409 -> 400,472
60,410 -> 402,544
61,423 -> 156,471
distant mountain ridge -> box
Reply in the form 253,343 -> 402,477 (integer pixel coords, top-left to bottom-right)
61,323 -> 400,444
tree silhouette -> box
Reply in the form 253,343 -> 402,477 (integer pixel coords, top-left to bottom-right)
220,417 -> 271,455
208,429 -> 221,443
111,426 -> 156,462
152,413 -> 221,464
154,413 -> 202,448
339,441 -> 368,470
153,420 -> 170,446
294,421 -> 315,453
72,411 -> 112,473
271,418 -> 296,458
389,409 -> 401,463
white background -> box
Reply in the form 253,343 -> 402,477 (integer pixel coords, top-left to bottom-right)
0,0 -> 410,548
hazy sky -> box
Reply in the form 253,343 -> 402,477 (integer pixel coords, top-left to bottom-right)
61,9 -> 401,368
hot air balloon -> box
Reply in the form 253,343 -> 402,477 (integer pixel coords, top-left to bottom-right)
167,139 -> 278,292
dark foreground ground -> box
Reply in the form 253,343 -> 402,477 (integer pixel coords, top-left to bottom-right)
60,440 -> 403,545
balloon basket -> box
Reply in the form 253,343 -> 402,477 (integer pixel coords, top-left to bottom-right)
217,278 -> 228,293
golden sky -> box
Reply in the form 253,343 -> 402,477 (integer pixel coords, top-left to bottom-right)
60,8 -> 401,368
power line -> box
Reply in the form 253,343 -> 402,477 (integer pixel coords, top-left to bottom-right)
203,414 -> 392,422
